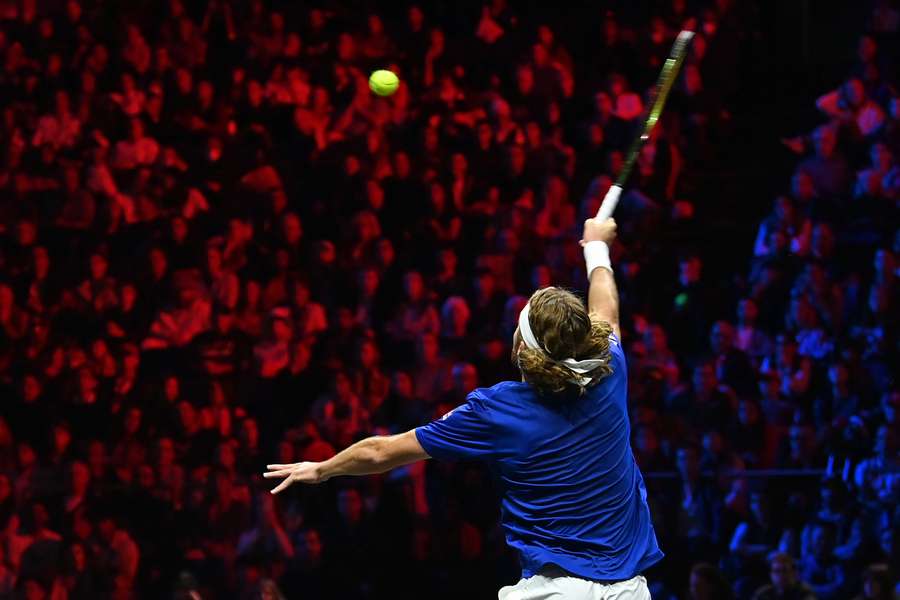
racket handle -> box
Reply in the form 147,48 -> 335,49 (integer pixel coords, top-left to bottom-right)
595,185 -> 622,221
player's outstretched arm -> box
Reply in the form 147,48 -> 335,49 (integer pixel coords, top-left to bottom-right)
264,430 -> 429,494
582,218 -> 620,339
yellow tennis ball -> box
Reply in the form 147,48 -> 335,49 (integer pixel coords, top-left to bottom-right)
369,69 -> 399,97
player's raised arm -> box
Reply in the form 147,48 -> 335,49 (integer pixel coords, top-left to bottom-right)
581,218 -> 620,340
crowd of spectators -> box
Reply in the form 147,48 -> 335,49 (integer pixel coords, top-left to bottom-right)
0,0 -> 897,598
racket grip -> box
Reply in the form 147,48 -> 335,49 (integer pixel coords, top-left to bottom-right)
594,185 -> 622,221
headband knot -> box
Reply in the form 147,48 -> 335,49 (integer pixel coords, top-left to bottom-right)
517,302 -> 606,387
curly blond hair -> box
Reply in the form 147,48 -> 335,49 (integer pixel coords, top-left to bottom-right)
514,287 -> 614,396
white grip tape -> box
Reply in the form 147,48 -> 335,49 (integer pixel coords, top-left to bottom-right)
584,241 -> 611,279
596,185 -> 622,221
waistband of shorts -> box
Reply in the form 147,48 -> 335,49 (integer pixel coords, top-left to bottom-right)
537,564 -> 637,585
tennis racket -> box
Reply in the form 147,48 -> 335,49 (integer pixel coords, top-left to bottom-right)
595,30 -> 695,221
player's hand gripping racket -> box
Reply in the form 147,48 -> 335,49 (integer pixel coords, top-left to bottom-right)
595,30 -> 694,221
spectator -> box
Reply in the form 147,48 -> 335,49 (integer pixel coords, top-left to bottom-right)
751,552 -> 817,600
710,320 -> 757,396
671,443 -> 721,564
729,491 -> 783,595
439,296 -> 473,359
854,425 -> 900,505
735,298 -> 773,365
852,563 -> 896,600
236,492 -> 294,566
816,78 -> 886,139
799,521 -> 847,600
411,333 -> 452,403
796,125 -> 850,199
689,562 -> 735,600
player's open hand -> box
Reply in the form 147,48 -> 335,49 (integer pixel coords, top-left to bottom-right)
264,462 -> 327,494
581,217 -> 617,246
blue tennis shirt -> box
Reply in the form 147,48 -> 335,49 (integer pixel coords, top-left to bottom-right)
415,335 -> 662,582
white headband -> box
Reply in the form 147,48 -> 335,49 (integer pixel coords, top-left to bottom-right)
517,302 -> 607,387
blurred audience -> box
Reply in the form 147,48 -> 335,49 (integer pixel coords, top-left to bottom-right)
0,0 -> 896,598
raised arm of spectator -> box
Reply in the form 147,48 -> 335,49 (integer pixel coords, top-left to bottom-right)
730,522 -> 772,557
753,218 -> 772,257
582,218 -> 620,339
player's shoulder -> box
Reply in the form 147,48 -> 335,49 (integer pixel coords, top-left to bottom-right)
468,381 -> 529,405
486,380 -> 527,393
461,381 -> 533,428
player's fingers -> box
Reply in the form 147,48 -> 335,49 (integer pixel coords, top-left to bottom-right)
262,469 -> 292,478
266,464 -> 294,470
270,475 -> 294,495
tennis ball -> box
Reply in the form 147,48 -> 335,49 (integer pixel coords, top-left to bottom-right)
369,69 -> 399,97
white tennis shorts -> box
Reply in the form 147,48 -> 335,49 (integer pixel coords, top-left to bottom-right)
498,570 -> 651,600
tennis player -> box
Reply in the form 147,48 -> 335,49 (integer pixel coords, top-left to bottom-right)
264,217 -> 662,599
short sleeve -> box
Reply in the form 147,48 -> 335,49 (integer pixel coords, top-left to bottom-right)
415,390 -> 495,461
